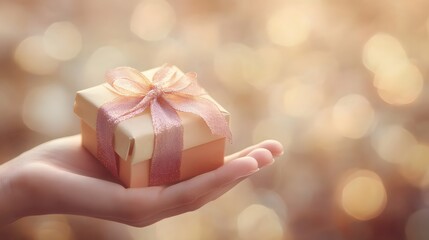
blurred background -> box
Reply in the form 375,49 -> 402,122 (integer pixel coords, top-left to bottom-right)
1,0 -> 429,239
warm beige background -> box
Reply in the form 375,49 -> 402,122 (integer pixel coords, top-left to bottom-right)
1,0 -> 429,239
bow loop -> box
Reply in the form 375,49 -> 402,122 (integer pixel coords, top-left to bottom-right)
106,67 -> 151,97
152,64 -> 177,85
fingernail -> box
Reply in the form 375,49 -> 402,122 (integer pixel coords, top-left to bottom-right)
273,150 -> 284,157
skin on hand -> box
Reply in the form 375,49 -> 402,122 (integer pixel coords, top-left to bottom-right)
0,135 -> 283,227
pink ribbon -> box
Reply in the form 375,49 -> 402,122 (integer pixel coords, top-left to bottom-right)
96,64 -> 231,186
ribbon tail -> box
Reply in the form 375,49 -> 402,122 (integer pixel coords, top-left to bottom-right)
166,95 -> 231,141
96,97 -> 145,177
149,97 -> 183,186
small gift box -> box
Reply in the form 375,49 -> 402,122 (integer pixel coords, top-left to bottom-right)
74,64 -> 231,187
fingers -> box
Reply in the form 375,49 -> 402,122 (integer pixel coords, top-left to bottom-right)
156,148 -> 277,210
104,156 -> 259,226
119,143 -> 282,226
124,158 -> 261,226
225,140 -> 284,162
246,148 -> 275,168
137,144 -> 282,225
156,156 -> 259,210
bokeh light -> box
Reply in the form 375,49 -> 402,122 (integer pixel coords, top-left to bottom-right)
362,33 -> 407,73
32,216 -> 71,240
237,204 -> 284,240
181,16 -> 220,54
303,108 -> 344,152
22,84 -> 75,137
398,144 -> 429,187
213,43 -> 260,92
374,61 -> 423,105
266,5 -> 311,47
43,21 -> 82,61
363,32 -> 424,106
83,46 -> 128,88
332,94 -> 375,139
340,170 -> 387,221
371,125 -> 417,164
155,211 -> 203,240
130,0 -> 176,41
283,83 -> 324,118
14,35 -> 59,75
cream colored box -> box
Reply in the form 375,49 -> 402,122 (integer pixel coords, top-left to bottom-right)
74,67 -> 230,187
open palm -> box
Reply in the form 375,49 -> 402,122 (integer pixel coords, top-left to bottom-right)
0,135 -> 283,226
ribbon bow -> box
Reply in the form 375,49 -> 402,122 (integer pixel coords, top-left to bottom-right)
96,64 -> 231,186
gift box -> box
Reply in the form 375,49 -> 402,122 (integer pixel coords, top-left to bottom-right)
74,65 -> 230,188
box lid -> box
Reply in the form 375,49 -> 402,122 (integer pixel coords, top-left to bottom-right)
74,67 -> 229,164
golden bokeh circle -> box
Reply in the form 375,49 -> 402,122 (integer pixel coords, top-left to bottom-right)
266,5 -> 311,47
340,170 -> 387,221
130,0 -> 176,41
237,204 -> 284,240
14,35 -> 59,75
362,33 -> 407,72
374,61 -> 423,105
332,94 -> 375,139
43,21 -> 82,61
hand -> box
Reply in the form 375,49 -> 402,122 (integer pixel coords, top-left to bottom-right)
0,135 -> 283,227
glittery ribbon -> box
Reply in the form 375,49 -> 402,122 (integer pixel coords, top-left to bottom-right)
96,64 -> 231,186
